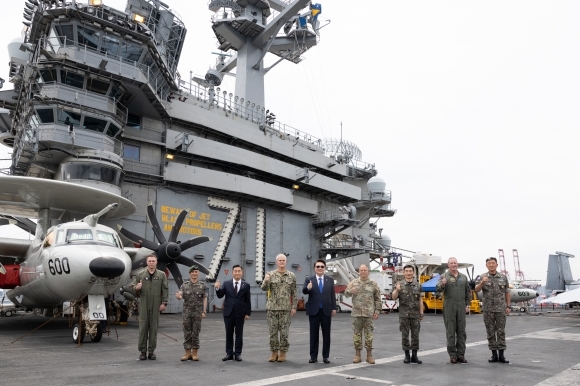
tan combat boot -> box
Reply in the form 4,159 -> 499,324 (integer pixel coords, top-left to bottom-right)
180,349 -> 191,361
353,349 -> 361,363
366,349 -> 375,364
268,351 -> 278,362
191,348 -> 199,361
277,351 -> 286,362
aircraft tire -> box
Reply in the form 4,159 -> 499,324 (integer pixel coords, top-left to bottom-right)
336,305 -> 341,313
519,307 -> 526,313
73,323 -> 85,343
4,310 -> 13,317
90,323 -> 103,343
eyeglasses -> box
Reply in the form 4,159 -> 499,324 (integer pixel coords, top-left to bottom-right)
315,265 -> 325,268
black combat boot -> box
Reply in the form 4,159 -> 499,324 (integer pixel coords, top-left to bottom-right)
410,350 -> 422,364
498,350 -> 509,364
403,350 -> 411,364
488,350 -> 498,363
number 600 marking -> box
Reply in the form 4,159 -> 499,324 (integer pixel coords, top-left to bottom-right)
48,257 -> 71,275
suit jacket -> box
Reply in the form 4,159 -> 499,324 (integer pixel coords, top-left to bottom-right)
216,279 -> 252,318
302,275 -> 336,316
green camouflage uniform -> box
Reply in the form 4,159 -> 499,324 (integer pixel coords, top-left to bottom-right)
476,272 -> 509,350
132,269 -> 168,353
394,280 -> 422,351
436,272 -> 471,359
180,280 -> 207,350
261,270 -> 297,351
344,278 -> 382,349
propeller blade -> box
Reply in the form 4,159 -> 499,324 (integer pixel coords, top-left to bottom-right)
167,263 -> 184,289
179,236 -> 213,252
132,258 -> 147,271
117,225 -> 159,251
147,201 -> 166,244
168,207 -> 189,243
176,255 -> 210,275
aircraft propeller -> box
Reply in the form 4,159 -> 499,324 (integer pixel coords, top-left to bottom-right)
117,201 -> 212,288
466,266 -> 476,290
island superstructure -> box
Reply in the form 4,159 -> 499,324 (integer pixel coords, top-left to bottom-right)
0,0 -> 396,311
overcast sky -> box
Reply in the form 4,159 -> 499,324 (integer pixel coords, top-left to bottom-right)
1,0 -> 578,283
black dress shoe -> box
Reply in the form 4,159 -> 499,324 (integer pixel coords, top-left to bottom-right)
309,358 -> 317,363
235,355 -> 242,361
222,355 -> 233,361
323,358 -> 330,364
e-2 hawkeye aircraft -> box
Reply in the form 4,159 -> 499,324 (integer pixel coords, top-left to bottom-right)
0,176 -> 211,343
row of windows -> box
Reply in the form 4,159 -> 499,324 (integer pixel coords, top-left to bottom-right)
40,68 -> 124,100
54,24 -> 145,63
44,228 -> 122,248
36,107 -> 122,138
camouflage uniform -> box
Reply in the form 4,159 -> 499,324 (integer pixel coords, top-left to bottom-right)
132,269 -> 168,353
344,278 -> 382,349
394,280 -> 422,351
436,272 -> 470,359
476,272 -> 509,350
180,280 -> 207,350
261,270 -> 297,351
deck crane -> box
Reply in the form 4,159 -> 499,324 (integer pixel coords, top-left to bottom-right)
513,249 -> 526,281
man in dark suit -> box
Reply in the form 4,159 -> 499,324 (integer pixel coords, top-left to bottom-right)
302,259 -> 336,363
215,265 -> 252,361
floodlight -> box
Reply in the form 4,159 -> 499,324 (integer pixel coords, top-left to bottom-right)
166,154 -> 174,160
292,184 -> 300,190
89,0 -> 103,6
133,14 -> 145,23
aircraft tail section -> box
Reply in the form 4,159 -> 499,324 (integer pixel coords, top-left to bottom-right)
546,251 -> 575,293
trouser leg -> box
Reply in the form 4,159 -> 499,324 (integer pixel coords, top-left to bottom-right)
400,317 -> 411,351
279,311 -> 291,352
148,315 -> 158,352
444,307 -> 457,357
456,308 -> 467,357
410,317 -> 420,350
362,317 -> 374,349
183,314 -> 194,350
268,311 -> 281,351
309,313 -> 320,359
138,317 -> 149,352
191,317 -> 201,349
353,317 -> 363,349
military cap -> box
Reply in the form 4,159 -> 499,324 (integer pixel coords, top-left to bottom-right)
188,265 -> 199,273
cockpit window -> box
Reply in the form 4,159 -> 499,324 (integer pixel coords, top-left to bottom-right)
55,230 -> 65,245
97,231 -> 120,247
66,229 -> 93,241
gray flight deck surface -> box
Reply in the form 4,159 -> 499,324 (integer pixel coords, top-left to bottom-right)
2,312 -> 579,386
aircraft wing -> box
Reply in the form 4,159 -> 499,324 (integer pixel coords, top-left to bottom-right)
0,237 -> 32,260
544,288 -> 580,304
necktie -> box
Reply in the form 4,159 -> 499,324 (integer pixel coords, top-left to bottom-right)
319,278 -> 323,309
235,281 -> 238,295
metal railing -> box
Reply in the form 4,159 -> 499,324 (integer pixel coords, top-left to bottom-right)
38,125 -> 123,156
39,82 -> 127,125
41,36 -> 174,105
123,160 -> 163,177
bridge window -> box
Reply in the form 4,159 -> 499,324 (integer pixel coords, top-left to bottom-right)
123,144 -> 140,161
77,26 -> 100,50
97,231 -> 120,247
36,109 -> 55,123
107,123 -> 121,138
83,116 -> 108,132
109,85 -> 123,101
60,70 -> 84,89
126,113 -> 141,129
67,229 -> 93,241
39,69 -> 58,82
101,35 -> 120,57
86,78 -> 110,95
121,42 -> 143,62
54,25 -> 74,44
57,109 -> 82,127
60,163 -> 123,186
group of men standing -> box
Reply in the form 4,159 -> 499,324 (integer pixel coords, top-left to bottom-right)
130,254 -> 511,366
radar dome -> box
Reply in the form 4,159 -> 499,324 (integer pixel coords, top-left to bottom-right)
367,176 -> 386,199
8,37 -> 29,64
378,234 -> 391,248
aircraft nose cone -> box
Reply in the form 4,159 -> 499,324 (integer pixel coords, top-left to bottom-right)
89,257 -> 126,279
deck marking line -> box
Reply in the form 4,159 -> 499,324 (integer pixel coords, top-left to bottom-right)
534,362 -> 580,385
229,327 -> 569,386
